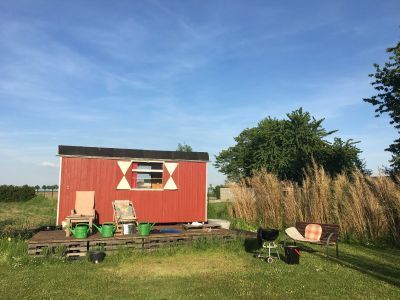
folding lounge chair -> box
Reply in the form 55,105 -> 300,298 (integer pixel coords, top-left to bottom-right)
113,200 -> 138,235
285,222 -> 339,257
65,191 -> 95,237
285,224 -> 322,244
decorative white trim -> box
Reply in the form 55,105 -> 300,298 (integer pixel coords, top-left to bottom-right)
117,161 -> 131,175
117,176 -> 131,190
165,162 -> 178,175
164,177 -> 177,190
131,169 -> 163,173
117,160 -> 131,190
56,157 -> 62,225
131,188 -> 163,191
164,162 -> 178,190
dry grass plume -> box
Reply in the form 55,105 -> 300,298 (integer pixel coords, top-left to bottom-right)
228,165 -> 400,243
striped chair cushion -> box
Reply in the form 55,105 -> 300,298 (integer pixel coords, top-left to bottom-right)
305,224 -> 322,241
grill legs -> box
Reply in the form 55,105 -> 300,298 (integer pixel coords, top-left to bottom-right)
256,242 -> 280,263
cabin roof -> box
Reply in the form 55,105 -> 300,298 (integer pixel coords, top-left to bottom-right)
58,145 -> 209,162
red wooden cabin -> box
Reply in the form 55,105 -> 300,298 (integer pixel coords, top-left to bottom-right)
56,145 -> 209,225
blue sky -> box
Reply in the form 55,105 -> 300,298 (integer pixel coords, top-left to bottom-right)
0,0 -> 399,186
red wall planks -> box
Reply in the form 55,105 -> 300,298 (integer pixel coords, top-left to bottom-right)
57,157 -> 207,224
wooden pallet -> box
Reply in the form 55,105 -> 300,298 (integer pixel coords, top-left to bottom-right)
143,234 -> 191,250
27,228 -> 240,257
28,240 -> 87,258
88,236 -> 143,252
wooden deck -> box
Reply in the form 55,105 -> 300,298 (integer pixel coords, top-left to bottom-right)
28,225 -> 239,257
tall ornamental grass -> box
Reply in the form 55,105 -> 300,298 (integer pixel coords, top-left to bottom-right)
229,164 -> 400,244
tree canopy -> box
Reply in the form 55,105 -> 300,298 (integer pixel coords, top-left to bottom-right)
214,108 -> 368,183
363,41 -> 400,173
176,143 -> 193,152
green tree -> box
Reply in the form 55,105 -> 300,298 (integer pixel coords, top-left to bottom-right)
214,108 -> 368,183
207,184 -> 214,196
177,142 -> 193,152
0,185 -> 35,202
213,185 -> 222,199
363,42 -> 400,173
42,185 -> 47,195
53,184 -> 59,198
35,185 -> 40,194
50,185 -> 56,198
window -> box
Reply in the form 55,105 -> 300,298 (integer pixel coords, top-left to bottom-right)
132,162 -> 163,189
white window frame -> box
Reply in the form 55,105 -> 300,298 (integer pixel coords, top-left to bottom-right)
131,160 -> 165,191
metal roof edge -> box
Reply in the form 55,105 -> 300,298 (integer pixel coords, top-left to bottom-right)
57,145 -> 209,162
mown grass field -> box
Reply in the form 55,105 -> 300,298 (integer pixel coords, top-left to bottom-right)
0,196 -> 56,232
0,197 -> 399,299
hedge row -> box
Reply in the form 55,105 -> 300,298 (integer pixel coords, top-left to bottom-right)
0,185 -> 36,202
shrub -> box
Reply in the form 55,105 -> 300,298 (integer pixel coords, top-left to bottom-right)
0,185 -> 36,202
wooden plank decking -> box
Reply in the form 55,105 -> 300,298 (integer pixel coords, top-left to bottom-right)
27,225 -> 238,258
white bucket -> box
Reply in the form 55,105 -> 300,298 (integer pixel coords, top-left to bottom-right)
123,223 -> 134,235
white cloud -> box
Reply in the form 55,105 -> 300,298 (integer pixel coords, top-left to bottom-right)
41,161 -> 58,168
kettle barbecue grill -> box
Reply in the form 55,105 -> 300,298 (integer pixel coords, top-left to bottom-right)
255,228 -> 280,263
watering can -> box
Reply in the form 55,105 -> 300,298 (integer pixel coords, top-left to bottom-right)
66,223 -> 89,239
93,223 -> 116,238
138,222 -> 155,236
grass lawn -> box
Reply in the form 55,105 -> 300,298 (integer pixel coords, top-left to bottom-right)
0,196 -> 57,231
207,202 -> 231,220
0,199 -> 399,299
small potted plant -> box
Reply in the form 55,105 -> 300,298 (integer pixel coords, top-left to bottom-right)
88,244 -> 106,263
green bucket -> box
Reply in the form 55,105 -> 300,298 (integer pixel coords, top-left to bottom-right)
138,223 -> 155,236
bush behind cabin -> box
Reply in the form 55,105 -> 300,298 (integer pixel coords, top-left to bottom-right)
0,185 -> 36,202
